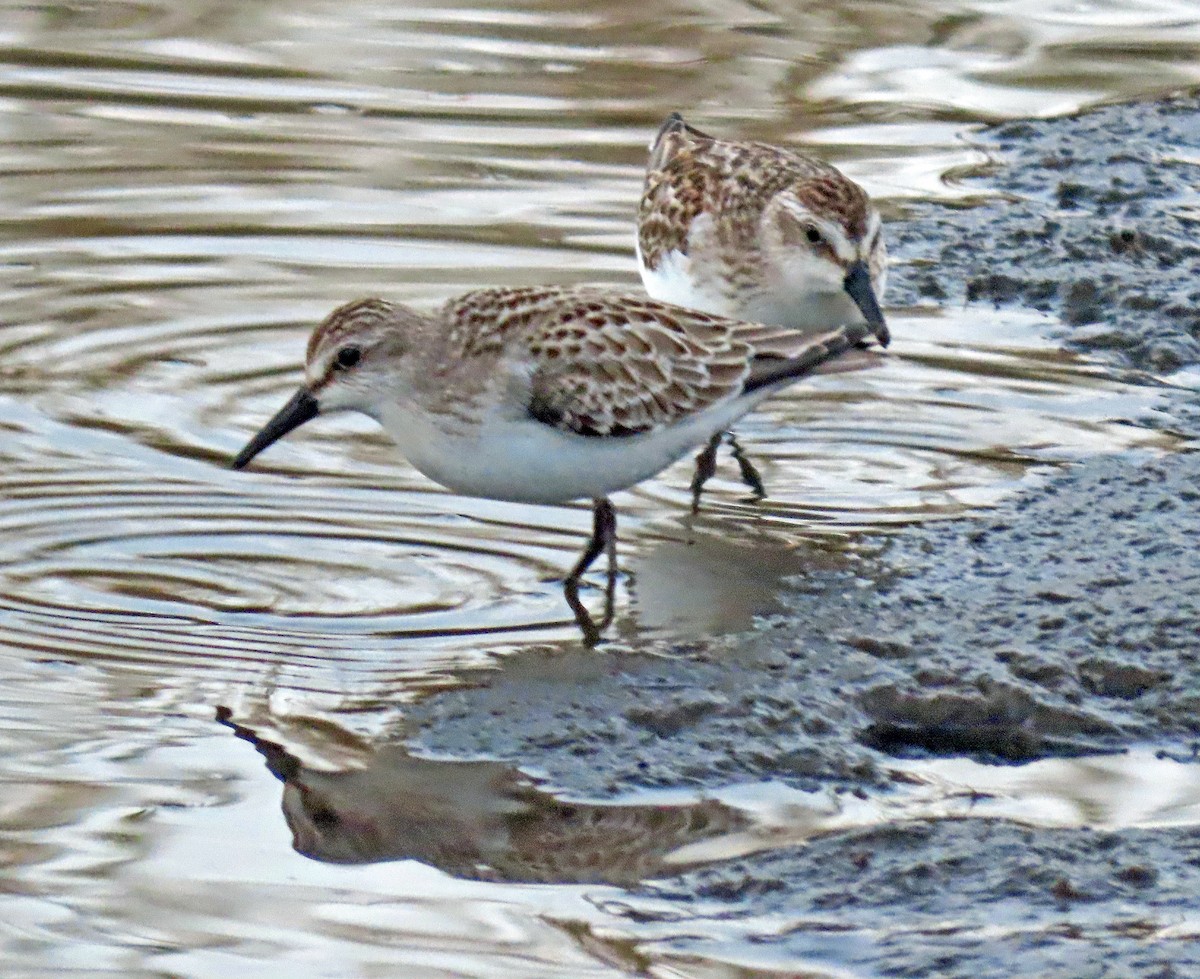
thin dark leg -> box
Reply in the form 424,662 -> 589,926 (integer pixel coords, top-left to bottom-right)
564,570 -> 616,646
690,431 -> 722,513
565,497 -> 616,586
728,432 -> 766,499
563,498 -> 618,645
602,503 -> 617,582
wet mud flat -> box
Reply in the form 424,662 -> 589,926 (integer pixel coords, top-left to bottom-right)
408,92 -> 1200,975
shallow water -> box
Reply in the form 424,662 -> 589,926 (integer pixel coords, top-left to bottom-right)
2,0 -> 1199,975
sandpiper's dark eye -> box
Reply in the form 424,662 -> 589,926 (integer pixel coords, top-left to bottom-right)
335,346 -> 361,369
805,227 -> 823,244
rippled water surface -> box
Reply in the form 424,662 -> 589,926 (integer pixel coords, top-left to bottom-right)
2,1 -> 1198,975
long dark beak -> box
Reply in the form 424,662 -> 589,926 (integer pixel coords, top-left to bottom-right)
843,260 -> 889,347
232,387 -> 319,470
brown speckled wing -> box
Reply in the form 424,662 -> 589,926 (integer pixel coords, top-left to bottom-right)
441,288 -> 750,438
521,291 -> 753,437
440,287 -> 874,438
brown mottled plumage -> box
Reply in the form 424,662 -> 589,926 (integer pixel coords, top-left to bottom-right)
638,114 -> 871,273
637,113 -> 889,509
305,297 -> 392,363
302,287 -> 860,439
232,285 -> 886,634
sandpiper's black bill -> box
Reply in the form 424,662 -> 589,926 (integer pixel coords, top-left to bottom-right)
843,260 -> 889,347
231,387 -> 319,470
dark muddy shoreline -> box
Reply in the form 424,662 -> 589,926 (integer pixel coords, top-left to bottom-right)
407,92 -> 1200,976
892,91 -> 1200,375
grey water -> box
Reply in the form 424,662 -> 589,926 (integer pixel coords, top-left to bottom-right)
2,1 -> 1199,975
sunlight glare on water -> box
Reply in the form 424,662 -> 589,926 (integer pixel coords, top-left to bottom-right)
2,0 -> 1199,975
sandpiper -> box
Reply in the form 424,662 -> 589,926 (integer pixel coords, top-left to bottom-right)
219,708 -> 748,884
637,113 -> 889,506
231,287 -> 887,622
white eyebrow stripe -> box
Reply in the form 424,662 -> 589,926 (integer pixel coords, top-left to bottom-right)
819,219 -> 856,263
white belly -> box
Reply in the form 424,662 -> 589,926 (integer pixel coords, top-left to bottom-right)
378,397 -> 759,504
637,245 -> 740,319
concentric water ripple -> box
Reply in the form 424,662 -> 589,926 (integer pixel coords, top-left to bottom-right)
0,294 -> 1177,674
0,442 -> 586,671
2,1 -> 1200,973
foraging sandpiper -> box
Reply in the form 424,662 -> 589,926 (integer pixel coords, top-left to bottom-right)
232,287 -> 887,631
637,113 -> 889,506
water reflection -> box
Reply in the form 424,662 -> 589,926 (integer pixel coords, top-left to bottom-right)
218,698 -> 1200,892
2,0 -> 1200,973
218,706 -> 749,885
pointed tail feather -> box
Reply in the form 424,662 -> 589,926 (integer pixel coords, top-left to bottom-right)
648,112 -> 686,169
743,321 -> 877,394
648,112 -> 714,169
651,111 -> 686,148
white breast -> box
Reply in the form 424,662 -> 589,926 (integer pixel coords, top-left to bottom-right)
378,395 -> 763,505
638,248 -> 737,318
637,216 -> 880,334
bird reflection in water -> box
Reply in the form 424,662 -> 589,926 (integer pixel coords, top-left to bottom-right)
217,707 -> 748,886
